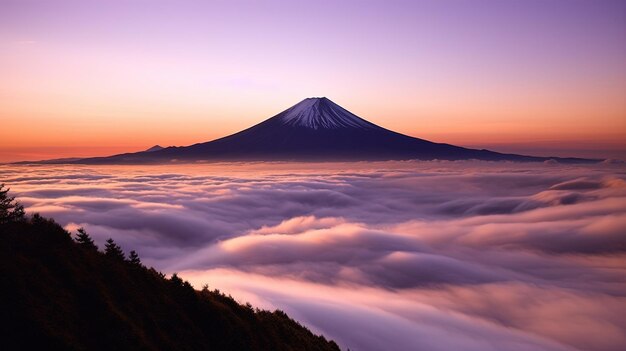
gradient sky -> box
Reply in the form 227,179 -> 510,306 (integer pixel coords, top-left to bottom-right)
1,0 -> 625,162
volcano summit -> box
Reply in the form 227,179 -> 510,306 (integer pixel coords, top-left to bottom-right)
55,97 -> 593,164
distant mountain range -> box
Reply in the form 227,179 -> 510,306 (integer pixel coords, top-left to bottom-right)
36,97 -> 596,164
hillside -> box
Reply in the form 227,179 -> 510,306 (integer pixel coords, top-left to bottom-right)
0,186 -> 340,351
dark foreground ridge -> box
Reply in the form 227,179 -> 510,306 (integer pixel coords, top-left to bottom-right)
0,185 -> 340,351
27,97 -> 597,164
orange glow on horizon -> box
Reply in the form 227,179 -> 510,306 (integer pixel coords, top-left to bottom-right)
2,90 -> 625,162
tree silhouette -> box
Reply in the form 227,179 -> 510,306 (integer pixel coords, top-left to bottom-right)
170,273 -> 183,286
75,228 -> 98,250
128,250 -> 141,266
104,238 -> 125,260
0,184 -> 25,224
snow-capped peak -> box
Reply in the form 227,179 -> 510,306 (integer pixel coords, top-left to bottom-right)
279,97 -> 377,130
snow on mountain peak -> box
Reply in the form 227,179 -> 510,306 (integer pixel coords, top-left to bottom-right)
279,97 -> 377,130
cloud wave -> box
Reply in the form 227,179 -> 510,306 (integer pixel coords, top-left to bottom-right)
2,161 -> 625,351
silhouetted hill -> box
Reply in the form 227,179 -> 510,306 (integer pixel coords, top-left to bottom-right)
0,186 -> 340,351
37,97 -> 596,164
145,145 -> 165,152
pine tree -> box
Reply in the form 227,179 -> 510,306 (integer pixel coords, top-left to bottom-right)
0,184 -> 12,219
0,184 -> 25,224
170,273 -> 183,286
128,250 -> 141,266
75,228 -> 98,250
104,238 -> 125,260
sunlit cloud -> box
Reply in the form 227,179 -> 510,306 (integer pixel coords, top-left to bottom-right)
1,161 -> 625,350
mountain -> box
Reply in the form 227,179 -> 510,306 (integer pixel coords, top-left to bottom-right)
0,189 -> 340,351
145,145 -> 165,152
55,97 -> 596,163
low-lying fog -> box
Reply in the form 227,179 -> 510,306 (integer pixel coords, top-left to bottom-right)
2,161 -> 625,351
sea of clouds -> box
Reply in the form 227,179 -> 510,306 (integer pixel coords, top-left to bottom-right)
2,161 -> 625,351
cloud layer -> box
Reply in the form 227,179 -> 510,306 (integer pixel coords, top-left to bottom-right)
2,161 -> 625,351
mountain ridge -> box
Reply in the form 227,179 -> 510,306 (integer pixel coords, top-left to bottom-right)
145,145 -> 165,152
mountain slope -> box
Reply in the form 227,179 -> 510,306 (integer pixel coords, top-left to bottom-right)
0,211 -> 340,350
145,145 -> 165,152
59,97 -> 595,163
